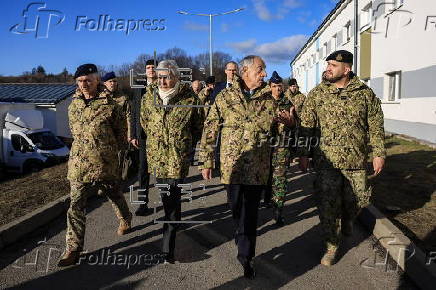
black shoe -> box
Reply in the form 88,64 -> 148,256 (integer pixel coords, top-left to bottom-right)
163,253 -> 175,264
243,262 -> 256,279
274,207 -> 284,227
135,204 -> 149,216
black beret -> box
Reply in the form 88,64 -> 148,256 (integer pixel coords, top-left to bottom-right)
74,64 -> 98,79
269,71 -> 282,84
101,71 -> 116,82
206,76 -> 215,84
146,59 -> 156,66
288,78 -> 298,86
326,50 -> 353,64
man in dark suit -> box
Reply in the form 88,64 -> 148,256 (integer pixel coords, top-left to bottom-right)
133,59 -> 158,216
211,61 -> 238,100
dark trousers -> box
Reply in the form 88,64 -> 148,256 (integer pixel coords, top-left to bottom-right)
155,178 -> 183,257
225,184 -> 263,265
138,138 -> 150,204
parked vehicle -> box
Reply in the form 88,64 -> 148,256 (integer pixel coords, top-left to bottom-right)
0,103 -> 69,174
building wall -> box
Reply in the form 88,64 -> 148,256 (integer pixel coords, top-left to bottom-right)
36,96 -> 72,138
291,0 -> 436,144
371,0 -> 436,143
55,97 -> 72,138
36,106 -> 57,134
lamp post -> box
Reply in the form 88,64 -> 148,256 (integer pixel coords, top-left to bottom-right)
177,8 -> 244,76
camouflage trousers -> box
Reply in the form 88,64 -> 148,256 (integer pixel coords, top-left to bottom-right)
66,181 -> 132,251
314,169 -> 372,250
271,147 -> 291,208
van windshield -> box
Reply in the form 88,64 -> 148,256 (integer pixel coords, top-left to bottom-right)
27,131 -> 65,150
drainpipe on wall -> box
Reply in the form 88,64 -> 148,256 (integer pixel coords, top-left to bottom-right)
354,0 -> 359,74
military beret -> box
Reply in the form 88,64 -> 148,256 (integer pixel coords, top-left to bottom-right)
326,50 -> 353,64
206,76 -> 215,85
101,71 -> 116,82
288,78 -> 298,86
74,63 -> 98,79
269,71 -> 282,84
146,59 -> 156,66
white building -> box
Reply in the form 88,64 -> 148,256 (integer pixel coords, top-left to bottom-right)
291,0 -> 436,144
0,84 -> 75,139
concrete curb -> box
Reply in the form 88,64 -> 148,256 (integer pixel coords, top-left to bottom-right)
0,195 -> 70,251
359,204 -> 436,290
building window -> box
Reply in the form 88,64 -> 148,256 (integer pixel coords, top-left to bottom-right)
322,42 -> 327,59
387,71 -> 401,101
362,78 -> 371,87
332,34 -> 337,51
345,21 -> 351,43
361,3 -> 372,29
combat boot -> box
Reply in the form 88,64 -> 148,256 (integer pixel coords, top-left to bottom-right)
117,213 -> 132,236
321,246 -> 338,266
273,206 -> 284,226
57,250 -> 81,267
341,219 -> 354,237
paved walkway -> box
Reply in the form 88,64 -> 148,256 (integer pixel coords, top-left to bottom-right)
0,165 -> 416,289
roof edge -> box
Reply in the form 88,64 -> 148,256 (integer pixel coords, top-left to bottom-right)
290,0 -> 348,66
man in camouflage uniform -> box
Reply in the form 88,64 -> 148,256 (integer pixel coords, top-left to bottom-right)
140,60 -> 204,263
200,56 -> 295,279
298,50 -> 386,266
102,71 -> 132,180
285,78 -> 306,115
58,64 -> 132,267
266,71 -> 294,226
197,76 -> 216,117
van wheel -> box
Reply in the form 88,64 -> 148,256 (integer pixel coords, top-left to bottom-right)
24,161 -> 42,174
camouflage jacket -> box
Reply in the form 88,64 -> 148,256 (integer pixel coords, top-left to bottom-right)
285,90 -> 306,115
110,90 -> 132,150
198,87 -> 214,117
271,95 -> 293,150
199,76 -> 278,185
67,87 -> 127,182
299,76 -> 386,170
140,83 -> 204,179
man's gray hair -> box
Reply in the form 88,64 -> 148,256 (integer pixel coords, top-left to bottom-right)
157,59 -> 180,78
238,55 -> 261,75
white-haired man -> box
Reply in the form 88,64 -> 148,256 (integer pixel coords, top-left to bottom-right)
199,55 -> 295,278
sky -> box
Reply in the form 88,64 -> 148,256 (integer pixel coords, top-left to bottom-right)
0,0 -> 339,79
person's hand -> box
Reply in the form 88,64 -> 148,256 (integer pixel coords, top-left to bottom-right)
276,107 -> 296,127
299,156 -> 309,173
130,139 -> 139,149
202,168 -> 213,180
372,157 -> 385,176
206,87 -> 213,95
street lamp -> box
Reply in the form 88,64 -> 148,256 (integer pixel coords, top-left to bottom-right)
177,8 -> 244,76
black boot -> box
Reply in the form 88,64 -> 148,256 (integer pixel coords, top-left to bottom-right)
243,261 -> 256,279
274,206 -> 284,227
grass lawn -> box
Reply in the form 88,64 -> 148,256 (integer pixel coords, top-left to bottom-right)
371,136 -> 436,253
0,163 -> 69,227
